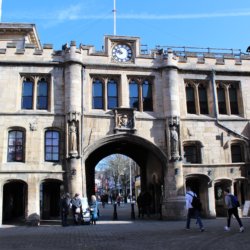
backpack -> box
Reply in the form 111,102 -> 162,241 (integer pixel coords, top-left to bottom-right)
188,193 -> 202,211
230,195 -> 240,208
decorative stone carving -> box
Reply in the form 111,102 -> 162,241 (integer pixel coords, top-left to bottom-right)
29,121 -> 37,131
168,116 -> 180,161
170,126 -> 179,158
113,108 -> 136,133
67,111 -> 81,158
69,121 -> 77,156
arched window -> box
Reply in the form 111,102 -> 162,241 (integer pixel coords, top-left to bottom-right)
129,80 -> 139,110
129,78 -> 153,112
37,79 -> 48,110
231,144 -> 244,163
22,79 -> 33,109
229,85 -> 239,115
7,130 -> 25,162
217,82 -> 240,115
92,79 -> 104,109
186,85 -> 195,114
21,76 -> 50,110
45,130 -> 60,162
142,80 -> 153,111
185,81 -> 209,115
217,85 -> 227,114
107,79 -> 118,109
198,85 -> 208,114
183,142 -> 202,163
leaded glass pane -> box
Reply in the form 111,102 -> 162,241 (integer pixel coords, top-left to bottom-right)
186,86 -> 195,114
229,86 -> 239,114
7,130 -> 24,162
142,81 -> 153,111
45,131 -> 60,162
92,80 -> 103,109
22,81 -> 33,109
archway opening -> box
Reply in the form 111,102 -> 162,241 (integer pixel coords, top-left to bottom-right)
214,179 -> 232,217
95,154 -> 139,205
2,180 -> 27,224
185,174 -> 210,217
40,179 -> 63,220
84,135 -> 166,218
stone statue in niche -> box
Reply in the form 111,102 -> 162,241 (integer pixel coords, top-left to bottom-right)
170,125 -> 179,160
69,121 -> 78,156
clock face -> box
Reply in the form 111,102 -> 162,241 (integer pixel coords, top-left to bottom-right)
112,44 -> 132,62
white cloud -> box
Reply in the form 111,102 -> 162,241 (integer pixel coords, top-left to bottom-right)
6,7 -> 250,23
119,11 -> 250,20
51,9 -> 250,21
57,4 -> 83,21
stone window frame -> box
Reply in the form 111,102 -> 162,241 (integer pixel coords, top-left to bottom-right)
184,79 -> 209,115
183,140 -> 203,164
44,129 -> 60,162
91,75 -> 120,111
216,81 -> 242,116
128,76 -> 154,112
7,127 -> 26,163
20,74 -> 51,111
230,140 -> 246,163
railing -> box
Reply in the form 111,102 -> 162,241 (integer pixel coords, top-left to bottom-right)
155,45 -> 243,58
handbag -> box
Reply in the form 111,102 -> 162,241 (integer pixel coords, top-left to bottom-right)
75,207 -> 81,213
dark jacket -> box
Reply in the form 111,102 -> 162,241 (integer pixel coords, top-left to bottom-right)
61,197 -> 71,214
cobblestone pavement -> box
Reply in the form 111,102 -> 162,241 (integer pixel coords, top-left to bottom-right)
0,204 -> 249,250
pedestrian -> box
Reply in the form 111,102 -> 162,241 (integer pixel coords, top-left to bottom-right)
142,191 -> 152,218
116,194 -> 121,206
60,193 -> 71,226
185,186 -> 204,232
137,192 -> 143,218
71,193 -> 82,225
89,195 -> 98,225
224,189 -> 244,232
101,194 -> 105,208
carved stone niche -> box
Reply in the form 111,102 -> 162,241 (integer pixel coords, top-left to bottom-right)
113,108 -> 136,133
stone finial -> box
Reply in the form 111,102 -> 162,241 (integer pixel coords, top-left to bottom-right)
70,41 -> 76,47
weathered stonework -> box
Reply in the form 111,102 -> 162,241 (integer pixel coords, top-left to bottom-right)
0,23 -> 250,225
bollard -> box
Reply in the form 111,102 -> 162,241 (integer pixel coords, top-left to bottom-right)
113,202 -> 118,220
131,202 -> 135,220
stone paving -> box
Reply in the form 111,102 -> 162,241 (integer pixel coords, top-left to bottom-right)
0,204 -> 250,250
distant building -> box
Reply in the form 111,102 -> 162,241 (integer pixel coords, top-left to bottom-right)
0,22 -> 250,225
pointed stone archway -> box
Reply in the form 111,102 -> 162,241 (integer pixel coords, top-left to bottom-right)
83,134 -> 167,217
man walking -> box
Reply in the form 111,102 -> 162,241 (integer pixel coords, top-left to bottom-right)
185,186 -> 204,232
224,189 -> 244,232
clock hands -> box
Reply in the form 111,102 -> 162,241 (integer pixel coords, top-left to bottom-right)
112,44 -> 132,62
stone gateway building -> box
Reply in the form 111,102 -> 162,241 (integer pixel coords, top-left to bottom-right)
0,23 -> 250,225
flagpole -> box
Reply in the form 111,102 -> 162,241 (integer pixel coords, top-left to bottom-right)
113,0 -> 116,35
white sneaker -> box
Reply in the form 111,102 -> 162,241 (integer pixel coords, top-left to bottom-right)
224,226 -> 230,231
240,227 -> 244,233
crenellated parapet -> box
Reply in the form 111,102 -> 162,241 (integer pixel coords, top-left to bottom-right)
0,42 -> 56,62
158,46 -> 250,69
62,41 -> 83,64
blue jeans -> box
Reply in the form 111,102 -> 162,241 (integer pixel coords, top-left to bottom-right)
186,208 -> 204,229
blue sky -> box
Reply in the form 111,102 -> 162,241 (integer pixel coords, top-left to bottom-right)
1,0 -> 250,52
